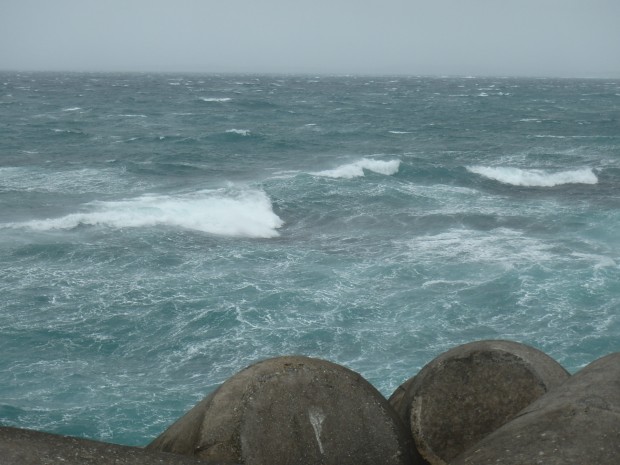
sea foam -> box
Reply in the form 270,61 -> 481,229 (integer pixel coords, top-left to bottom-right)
467,166 -> 598,187
200,97 -> 232,102
313,158 -> 400,179
225,129 -> 251,136
4,189 -> 284,238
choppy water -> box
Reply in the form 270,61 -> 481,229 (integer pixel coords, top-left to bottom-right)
1,72 -> 619,445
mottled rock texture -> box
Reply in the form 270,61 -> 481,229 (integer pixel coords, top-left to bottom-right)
0,426 -> 229,465
389,340 -> 569,465
452,352 -> 620,465
148,355 -> 421,465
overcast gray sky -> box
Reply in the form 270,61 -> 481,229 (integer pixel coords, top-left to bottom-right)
1,0 -> 619,77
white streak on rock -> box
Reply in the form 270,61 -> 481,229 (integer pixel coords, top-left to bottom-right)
308,407 -> 326,454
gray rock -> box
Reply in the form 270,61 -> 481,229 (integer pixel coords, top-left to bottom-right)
452,352 -> 620,465
388,340 -> 569,465
0,426 -> 229,465
148,355 -> 421,465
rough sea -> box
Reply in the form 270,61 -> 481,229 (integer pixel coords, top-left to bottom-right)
1,72 -> 619,446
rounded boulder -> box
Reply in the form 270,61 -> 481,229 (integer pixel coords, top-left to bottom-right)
0,426 -> 227,465
389,340 -> 569,465
452,352 -> 620,464
148,355 -> 421,465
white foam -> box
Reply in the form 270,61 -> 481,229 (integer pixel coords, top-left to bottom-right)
200,97 -> 232,102
225,129 -> 251,136
388,131 -> 411,134
4,189 -> 284,238
467,166 -> 598,187
313,158 -> 400,179
571,253 -> 617,269
62,107 -> 81,112
404,228 -> 555,267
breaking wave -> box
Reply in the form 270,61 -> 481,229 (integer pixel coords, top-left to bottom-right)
4,189 -> 284,238
225,129 -> 251,136
200,97 -> 232,103
313,158 -> 400,179
467,166 -> 598,187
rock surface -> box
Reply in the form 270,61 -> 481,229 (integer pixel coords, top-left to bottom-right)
0,426 -> 229,465
388,340 -> 569,465
148,355 -> 421,465
452,352 -> 620,465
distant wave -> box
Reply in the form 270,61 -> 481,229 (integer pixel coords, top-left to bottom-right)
52,128 -> 87,136
225,129 -> 251,136
313,158 -> 400,179
467,166 -> 598,187
200,97 -> 232,102
4,189 -> 284,238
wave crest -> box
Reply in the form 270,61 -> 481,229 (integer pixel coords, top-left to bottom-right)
225,129 -> 251,136
4,189 -> 284,238
467,166 -> 598,187
313,158 -> 400,179
200,97 -> 231,103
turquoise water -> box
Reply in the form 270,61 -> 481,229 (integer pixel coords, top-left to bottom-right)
1,72 -> 619,445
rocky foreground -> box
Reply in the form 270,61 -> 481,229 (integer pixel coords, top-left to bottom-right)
2,340 -> 618,464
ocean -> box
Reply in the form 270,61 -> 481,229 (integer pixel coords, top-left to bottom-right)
1,72 -> 619,446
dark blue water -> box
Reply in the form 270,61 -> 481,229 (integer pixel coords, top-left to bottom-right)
1,72 -> 619,445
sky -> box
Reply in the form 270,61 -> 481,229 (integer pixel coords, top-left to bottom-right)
1,0 -> 619,77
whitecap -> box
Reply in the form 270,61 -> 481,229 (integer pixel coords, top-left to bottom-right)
388,131 -> 411,134
62,107 -> 81,112
52,128 -> 84,135
225,129 -> 251,136
3,189 -> 284,238
467,166 -> 598,187
200,97 -> 232,102
312,158 -> 400,179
